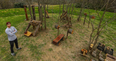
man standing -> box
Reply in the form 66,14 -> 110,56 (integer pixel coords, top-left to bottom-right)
5,22 -> 21,56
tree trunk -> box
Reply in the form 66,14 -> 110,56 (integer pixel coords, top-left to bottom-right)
89,0 -> 110,52
32,6 -> 36,20
62,0 -> 65,12
83,15 -> 87,25
29,4 -> 33,21
44,4 -> 46,29
88,18 -> 91,28
77,0 -> 84,22
63,3 -> 64,12
38,0 -> 40,20
40,5 -> 43,29
77,6 -> 83,21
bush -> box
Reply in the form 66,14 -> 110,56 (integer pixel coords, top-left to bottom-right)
14,3 -> 26,8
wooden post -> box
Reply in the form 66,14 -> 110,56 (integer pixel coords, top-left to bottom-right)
24,23 -> 31,33
66,31 -> 68,39
24,5 -> 29,21
32,5 -> 36,29
47,1 -> 48,12
38,0 -> 40,20
39,4 -> 43,30
44,4 -> 46,29
33,24 -> 40,36
83,15 -> 87,25
32,5 -> 36,20
29,5 -> 33,21
57,28 -> 59,36
63,2 -> 64,12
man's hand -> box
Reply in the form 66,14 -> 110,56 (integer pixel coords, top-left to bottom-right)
14,30 -> 15,32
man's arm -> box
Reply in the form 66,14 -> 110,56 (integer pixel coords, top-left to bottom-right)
5,30 -> 14,36
12,26 -> 17,34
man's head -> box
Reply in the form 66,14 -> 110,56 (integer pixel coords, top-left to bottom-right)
6,22 -> 11,28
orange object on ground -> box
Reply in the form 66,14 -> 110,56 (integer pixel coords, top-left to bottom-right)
45,10 -> 49,18
81,49 -> 87,54
91,16 -> 95,19
24,31 -> 32,37
53,34 -> 65,45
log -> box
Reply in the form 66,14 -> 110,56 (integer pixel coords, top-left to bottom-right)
60,11 -> 67,20
33,24 -> 40,36
45,10 -> 50,18
25,24 -> 31,33
29,20 -> 42,26
106,54 -> 116,60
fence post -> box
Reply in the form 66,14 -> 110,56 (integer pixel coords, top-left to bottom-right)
24,5 -> 29,21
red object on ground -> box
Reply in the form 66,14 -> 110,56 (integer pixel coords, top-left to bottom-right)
91,16 -> 95,19
81,49 -> 87,53
53,34 -> 65,45
24,32 -> 27,34
84,13 -> 87,16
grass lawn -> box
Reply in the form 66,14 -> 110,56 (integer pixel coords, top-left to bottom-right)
0,5 -> 116,61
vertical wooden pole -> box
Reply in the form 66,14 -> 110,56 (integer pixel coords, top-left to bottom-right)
38,0 -> 40,20
24,5 -> 29,21
47,0 -> 48,12
29,5 -> 33,21
38,0 -> 43,30
83,15 -> 87,25
66,31 -> 68,39
32,5 -> 36,20
40,5 -> 43,30
63,2 -> 64,12
58,29 -> 59,36
44,4 -> 46,29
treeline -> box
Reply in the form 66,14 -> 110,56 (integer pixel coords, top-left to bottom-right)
0,0 -> 116,12
75,0 -> 116,12
0,0 -> 77,9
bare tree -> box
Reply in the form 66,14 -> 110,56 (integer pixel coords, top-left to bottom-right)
62,0 -> 65,12
26,0 -> 33,20
77,0 -> 85,22
38,0 -> 43,29
88,0 -> 116,52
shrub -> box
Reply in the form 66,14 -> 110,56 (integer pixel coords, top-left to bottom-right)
14,3 -> 26,8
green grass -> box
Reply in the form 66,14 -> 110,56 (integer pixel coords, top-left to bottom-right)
0,5 -> 116,61
48,48 -> 53,51
0,15 -> 26,34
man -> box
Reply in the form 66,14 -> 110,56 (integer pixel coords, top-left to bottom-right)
5,22 -> 21,56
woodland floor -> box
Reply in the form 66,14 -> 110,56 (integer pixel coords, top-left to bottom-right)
0,13 -> 116,61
